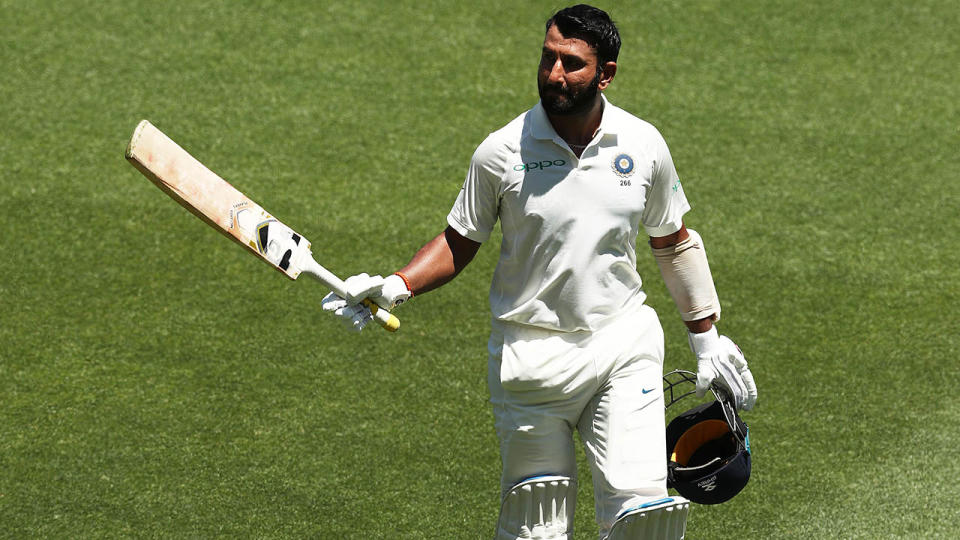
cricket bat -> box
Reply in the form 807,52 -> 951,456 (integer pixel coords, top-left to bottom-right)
125,120 -> 399,332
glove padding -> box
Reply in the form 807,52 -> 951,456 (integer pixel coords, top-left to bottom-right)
320,273 -> 410,333
688,327 -> 758,411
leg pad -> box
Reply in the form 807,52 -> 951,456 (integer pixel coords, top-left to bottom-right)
605,496 -> 689,540
496,475 -> 575,539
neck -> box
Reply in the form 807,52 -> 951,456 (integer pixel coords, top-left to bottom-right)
546,96 -> 604,149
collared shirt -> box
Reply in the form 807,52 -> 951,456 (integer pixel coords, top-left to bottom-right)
447,95 -> 690,332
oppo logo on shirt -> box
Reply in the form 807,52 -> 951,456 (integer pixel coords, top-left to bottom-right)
513,159 -> 567,172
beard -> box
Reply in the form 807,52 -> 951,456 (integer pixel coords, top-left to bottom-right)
538,68 -> 602,116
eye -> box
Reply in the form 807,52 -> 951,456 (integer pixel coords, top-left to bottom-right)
540,50 -> 554,68
562,55 -> 586,71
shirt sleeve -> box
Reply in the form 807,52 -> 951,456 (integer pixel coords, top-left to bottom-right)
446,138 -> 503,243
641,131 -> 690,237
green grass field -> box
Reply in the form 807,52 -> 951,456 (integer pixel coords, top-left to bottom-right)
2,1 -> 958,537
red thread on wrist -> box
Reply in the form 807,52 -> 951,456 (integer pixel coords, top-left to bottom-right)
393,272 -> 414,297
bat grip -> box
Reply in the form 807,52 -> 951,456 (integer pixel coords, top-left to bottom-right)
362,299 -> 401,332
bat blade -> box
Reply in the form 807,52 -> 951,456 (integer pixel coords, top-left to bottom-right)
124,120 -> 399,331
125,119 -> 303,280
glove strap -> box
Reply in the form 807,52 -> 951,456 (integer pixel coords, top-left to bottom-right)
393,272 -> 414,297
688,325 -> 720,355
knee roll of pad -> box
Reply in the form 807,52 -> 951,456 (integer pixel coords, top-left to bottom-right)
496,475 -> 575,540
605,496 -> 689,540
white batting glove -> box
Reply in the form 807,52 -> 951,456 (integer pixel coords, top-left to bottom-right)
373,274 -> 413,309
333,273 -> 411,308
320,297 -> 373,333
688,327 -> 758,411
320,273 -> 411,333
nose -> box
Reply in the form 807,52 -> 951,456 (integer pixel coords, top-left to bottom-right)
547,58 -> 565,85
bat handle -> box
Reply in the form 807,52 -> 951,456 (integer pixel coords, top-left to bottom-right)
301,255 -> 400,332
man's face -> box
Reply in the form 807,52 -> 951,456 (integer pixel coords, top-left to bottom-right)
538,24 -> 602,116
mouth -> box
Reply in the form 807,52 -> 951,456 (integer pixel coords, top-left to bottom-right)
543,86 -> 570,100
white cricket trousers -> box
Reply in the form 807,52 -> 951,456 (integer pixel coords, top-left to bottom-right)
488,302 -> 668,537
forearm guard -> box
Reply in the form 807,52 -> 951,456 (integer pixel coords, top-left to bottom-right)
652,229 -> 721,322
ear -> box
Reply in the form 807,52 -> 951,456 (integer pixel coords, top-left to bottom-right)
597,61 -> 617,90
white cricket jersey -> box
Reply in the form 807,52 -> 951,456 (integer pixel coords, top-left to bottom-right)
447,95 -> 690,332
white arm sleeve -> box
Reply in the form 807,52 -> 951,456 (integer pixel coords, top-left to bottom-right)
652,229 -> 721,322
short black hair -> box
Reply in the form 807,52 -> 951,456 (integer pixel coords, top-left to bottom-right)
545,4 -> 621,65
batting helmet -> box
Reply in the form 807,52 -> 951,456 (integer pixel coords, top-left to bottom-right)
663,370 -> 751,505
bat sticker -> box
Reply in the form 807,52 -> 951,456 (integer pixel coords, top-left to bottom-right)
256,220 -> 273,254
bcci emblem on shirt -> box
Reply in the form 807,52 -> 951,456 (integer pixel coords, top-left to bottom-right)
612,153 -> 635,177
